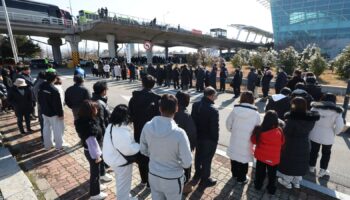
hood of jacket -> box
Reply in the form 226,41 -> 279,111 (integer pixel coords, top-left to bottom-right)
146,116 -> 177,138
311,101 -> 343,113
232,103 -> 258,119
270,94 -> 288,102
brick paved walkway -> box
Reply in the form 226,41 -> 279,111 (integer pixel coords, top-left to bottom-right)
0,109 -> 336,200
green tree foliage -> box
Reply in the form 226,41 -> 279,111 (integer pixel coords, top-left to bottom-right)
309,53 -> 327,77
278,46 -> 300,75
236,49 -> 250,65
250,53 -> 264,70
333,45 -> 350,79
300,44 -> 321,71
230,54 -> 243,68
186,53 -> 200,67
0,35 -> 41,60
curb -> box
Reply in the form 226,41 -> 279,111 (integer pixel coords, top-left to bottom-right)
215,148 -> 350,200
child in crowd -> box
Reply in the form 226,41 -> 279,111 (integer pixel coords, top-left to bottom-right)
251,110 -> 284,195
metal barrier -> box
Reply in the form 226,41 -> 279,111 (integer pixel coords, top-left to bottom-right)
0,11 -> 73,28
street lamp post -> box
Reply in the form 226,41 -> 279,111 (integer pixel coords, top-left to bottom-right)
2,0 -> 19,63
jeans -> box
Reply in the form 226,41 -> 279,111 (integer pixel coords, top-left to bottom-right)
220,79 -> 226,91
309,140 -> 332,170
84,150 -> 101,196
173,79 -> 180,89
254,160 -> 277,194
262,86 -> 269,97
16,111 -> 31,133
194,140 -> 217,181
231,160 -> 248,182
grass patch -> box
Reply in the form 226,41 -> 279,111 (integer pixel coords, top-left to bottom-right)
25,172 -> 46,200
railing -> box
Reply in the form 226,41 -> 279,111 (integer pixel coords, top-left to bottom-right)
0,11 -> 73,28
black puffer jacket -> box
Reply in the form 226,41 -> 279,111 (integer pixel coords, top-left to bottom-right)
305,84 -> 323,102
38,82 -> 63,117
174,107 -> 197,150
265,94 -> 291,120
65,84 -> 91,109
91,93 -> 110,132
279,111 -> 320,176
7,86 -> 33,114
74,117 -> 103,149
191,97 -> 219,142
128,89 -> 161,142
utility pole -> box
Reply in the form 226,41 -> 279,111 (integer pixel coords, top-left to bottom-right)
2,0 -> 19,63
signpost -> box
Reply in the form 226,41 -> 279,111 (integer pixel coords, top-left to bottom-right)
143,41 -> 152,50
2,0 -> 19,63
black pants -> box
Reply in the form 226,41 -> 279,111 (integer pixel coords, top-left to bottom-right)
105,72 -> 110,78
262,86 -> 269,97
196,81 -> 204,92
220,79 -> 226,91
194,140 -> 217,181
16,111 -> 31,133
173,79 -> 180,89
231,160 -> 248,182
254,160 -> 277,195
84,150 -> 101,196
309,141 -> 332,170
184,165 -> 192,184
137,153 -> 149,185
38,105 -> 44,140
234,85 -> 241,97
189,78 -> 193,88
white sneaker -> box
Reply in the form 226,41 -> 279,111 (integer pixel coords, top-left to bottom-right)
90,192 -> 107,200
309,166 -> 316,173
278,178 -> 292,189
100,174 -> 113,182
293,183 -> 300,189
318,169 -> 330,177
129,196 -> 139,200
100,184 -> 106,191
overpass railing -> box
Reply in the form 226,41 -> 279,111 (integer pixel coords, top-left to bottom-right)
0,11 -> 73,28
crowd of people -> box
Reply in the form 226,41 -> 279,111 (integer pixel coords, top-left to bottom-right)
0,62 -> 346,200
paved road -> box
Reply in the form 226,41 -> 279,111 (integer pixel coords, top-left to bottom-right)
34,68 -> 350,194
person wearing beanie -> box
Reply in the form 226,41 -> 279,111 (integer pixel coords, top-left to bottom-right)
309,93 -> 345,177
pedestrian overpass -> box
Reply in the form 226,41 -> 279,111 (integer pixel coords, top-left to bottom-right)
0,10 -> 271,65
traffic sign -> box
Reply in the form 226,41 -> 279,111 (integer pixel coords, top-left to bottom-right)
144,41 -> 152,50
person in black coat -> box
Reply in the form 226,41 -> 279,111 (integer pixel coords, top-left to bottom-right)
291,83 -> 314,110
174,91 -> 197,193
247,67 -> 258,92
147,64 -> 156,78
128,63 -> 136,82
164,63 -> 172,87
204,69 -> 210,87
191,87 -> 219,188
172,65 -> 180,89
91,81 -> 110,133
195,66 -> 205,92
261,67 -> 274,98
209,65 -> 217,90
180,65 -> 191,90
65,75 -> 91,120
16,66 -> 34,87
275,67 -> 288,94
128,75 -> 161,187
219,64 -> 228,92
8,78 -> 34,134
232,67 -> 243,98
287,70 -> 305,91
121,63 -> 127,80
265,87 -> 291,120
305,76 -> 323,101
189,66 -> 194,88
155,64 -> 164,86
1,68 -> 13,91
278,97 -> 320,189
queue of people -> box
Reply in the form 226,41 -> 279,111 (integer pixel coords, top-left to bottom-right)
0,63 -> 346,200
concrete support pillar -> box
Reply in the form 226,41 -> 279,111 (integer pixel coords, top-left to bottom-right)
253,33 -> 258,43
164,47 -> 169,60
146,49 -> 153,64
236,28 -> 242,40
219,49 -> 223,55
228,48 -> 231,53
245,31 -> 251,42
265,37 -> 269,43
65,35 -> 81,67
260,36 -> 264,43
48,37 -> 63,65
106,34 -> 116,58
129,43 -> 135,56
197,48 -> 203,53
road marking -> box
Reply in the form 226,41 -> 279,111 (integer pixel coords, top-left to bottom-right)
215,148 -> 350,199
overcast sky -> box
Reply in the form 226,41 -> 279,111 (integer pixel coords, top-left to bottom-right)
32,0 -> 272,55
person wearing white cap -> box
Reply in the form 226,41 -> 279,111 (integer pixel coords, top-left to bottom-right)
7,78 -> 34,134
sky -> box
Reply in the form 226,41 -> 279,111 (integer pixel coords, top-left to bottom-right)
32,0 -> 272,56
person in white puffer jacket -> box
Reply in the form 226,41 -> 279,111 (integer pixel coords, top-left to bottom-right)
103,104 -> 139,200
309,93 -> 344,177
226,91 -> 261,184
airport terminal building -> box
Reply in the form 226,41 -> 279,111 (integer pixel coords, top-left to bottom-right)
264,0 -> 350,58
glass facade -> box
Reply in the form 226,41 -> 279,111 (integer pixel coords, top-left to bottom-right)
271,0 -> 350,58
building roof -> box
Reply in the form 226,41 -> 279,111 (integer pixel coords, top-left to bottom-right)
229,24 -> 273,38
256,0 -> 270,9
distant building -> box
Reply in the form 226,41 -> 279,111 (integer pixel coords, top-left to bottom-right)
259,0 -> 350,58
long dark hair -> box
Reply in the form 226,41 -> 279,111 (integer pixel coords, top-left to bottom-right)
253,110 -> 279,145
78,100 -> 99,119
109,104 -> 130,127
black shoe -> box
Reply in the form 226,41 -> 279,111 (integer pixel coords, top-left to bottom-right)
190,174 -> 201,185
199,178 -> 217,188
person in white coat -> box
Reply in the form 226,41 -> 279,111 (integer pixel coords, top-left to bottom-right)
226,91 -> 261,184
103,104 -> 139,200
114,64 -> 122,81
309,93 -> 345,177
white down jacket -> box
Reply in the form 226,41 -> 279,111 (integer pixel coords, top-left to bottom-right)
226,103 -> 261,163
309,102 -> 344,145
102,124 -> 140,168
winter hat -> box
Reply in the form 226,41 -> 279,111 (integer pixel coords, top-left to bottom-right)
13,78 -> 27,87
280,87 -> 291,96
306,76 -> 317,85
321,93 -> 336,104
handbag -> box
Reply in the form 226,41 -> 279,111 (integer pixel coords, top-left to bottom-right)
109,125 -> 139,167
